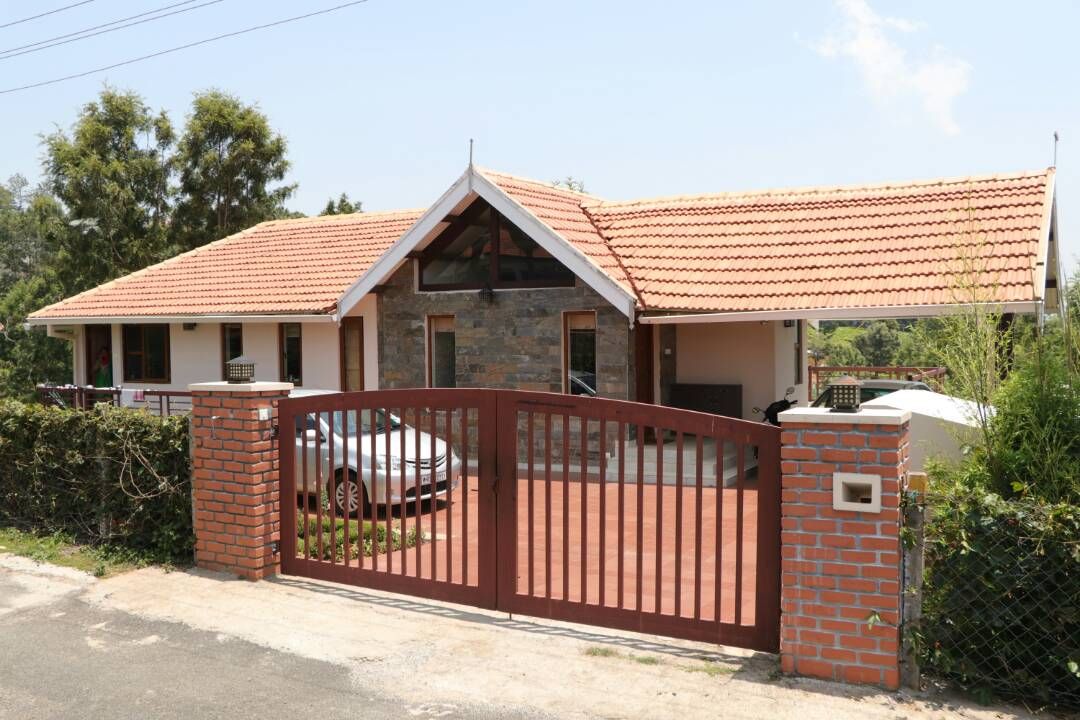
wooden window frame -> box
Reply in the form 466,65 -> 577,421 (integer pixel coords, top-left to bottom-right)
562,310 -> 597,395
417,200 -> 576,292
794,320 -> 804,386
338,317 -> 364,391
220,323 -> 243,381
278,322 -> 303,386
426,315 -> 456,388
121,324 -> 171,384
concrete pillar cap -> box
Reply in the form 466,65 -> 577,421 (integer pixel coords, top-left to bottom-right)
188,381 -> 294,393
778,405 -> 911,426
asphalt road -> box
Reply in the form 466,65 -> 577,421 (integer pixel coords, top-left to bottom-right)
0,564 -> 539,720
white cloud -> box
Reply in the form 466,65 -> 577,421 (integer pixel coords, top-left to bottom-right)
812,0 -> 970,134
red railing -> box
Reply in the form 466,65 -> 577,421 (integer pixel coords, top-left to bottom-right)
278,388 -> 781,651
36,384 -> 193,417
807,365 -> 947,401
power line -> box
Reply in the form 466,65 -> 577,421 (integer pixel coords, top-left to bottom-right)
0,0 -> 226,61
0,1 -> 96,30
0,1 -> 370,96
0,0 -> 199,58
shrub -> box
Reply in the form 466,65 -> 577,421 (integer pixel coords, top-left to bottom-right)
296,516 -> 422,562
917,488 -> 1080,708
0,399 -> 192,563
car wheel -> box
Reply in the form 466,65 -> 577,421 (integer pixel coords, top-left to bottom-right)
332,470 -> 370,519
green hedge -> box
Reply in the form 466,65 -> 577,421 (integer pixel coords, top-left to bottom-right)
917,490 -> 1080,708
0,399 -> 192,563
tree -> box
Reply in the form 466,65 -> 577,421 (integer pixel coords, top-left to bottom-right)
853,320 -> 901,366
172,91 -> 295,249
0,274 -> 72,399
320,193 -> 361,216
43,88 -> 174,294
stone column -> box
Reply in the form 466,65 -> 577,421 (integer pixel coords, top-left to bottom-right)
189,381 -> 292,580
777,405 -> 911,689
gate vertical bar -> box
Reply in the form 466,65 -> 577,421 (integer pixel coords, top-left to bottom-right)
755,430 -> 782,652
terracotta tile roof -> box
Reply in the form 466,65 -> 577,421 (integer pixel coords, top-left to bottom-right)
495,168 -> 1054,313
31,166 -> 1055,321
30,210 -> 423,319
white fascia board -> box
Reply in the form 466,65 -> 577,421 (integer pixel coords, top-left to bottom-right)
336,170 -> 474,318
470,171 -> 637,320
26,314 -> 337,327
337,167 -> 639,321
1034,173 -> 1056,302
639,301 -> 1041,325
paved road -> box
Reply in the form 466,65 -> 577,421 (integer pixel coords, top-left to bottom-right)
0,559 -> 536,720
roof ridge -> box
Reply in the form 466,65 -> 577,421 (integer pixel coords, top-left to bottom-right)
584,168 -> 1054,211
578,202 -> 645,309
474,166 -> 606,201
257,208 -> 427,226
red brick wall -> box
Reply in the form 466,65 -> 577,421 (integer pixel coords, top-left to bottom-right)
778,416 -> 910,689
190,388 -> 288,580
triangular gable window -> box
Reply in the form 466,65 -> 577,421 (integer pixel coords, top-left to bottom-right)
419,199 -> 575,290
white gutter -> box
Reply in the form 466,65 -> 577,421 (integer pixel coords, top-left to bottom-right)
27,313 -> 337,326
639,301 -> 1042,325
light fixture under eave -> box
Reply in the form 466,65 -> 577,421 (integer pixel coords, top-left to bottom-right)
478,285 -> 495,304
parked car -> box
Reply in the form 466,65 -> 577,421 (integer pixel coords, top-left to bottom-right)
291,390 -> 462,517
811,378 -> 932,408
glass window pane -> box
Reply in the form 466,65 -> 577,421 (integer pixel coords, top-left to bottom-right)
144,325 -> 168,380
430,316 -> 455,388
122,326 -> 142,381
566,313 -> 596,396
498,220 -> 575,285
223,324 -> 243,363
282,324 -> 302,384
421,208 -> 492,287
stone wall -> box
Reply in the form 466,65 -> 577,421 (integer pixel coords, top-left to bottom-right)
378,262 -> 636,399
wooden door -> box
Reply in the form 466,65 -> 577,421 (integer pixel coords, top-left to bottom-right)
339,318 -> 364,391
84,325 -> 113,387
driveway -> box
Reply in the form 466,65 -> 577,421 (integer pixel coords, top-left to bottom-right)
0,553 -> 1035,720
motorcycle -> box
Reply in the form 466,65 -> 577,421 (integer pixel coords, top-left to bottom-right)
753,386 -> 798,426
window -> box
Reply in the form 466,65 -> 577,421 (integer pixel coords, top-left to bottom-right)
279,323 -> 302,385
564,312 -> 597,396
427,316 -> 456,388
419,199 -> 574,291
221,323 -> 243,379
122,324 -> 170,383
794,320 -> 803,385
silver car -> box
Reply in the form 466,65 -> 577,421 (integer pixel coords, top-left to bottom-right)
292,393 -> 461,517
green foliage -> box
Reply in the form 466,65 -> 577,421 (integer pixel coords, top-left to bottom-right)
917,488 -> 1080,708
0,274 -> 71,399
852,320 -> 901,366
808,324 -> 866,366
42,88 -> 175,293
0,400 -> 192,563
172,90 -> 295,249
552,176 -> 587,193
296,516 -> 421,562
320,193 -> 361,216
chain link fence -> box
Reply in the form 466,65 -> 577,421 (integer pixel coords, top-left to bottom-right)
911,491 -> 1080,709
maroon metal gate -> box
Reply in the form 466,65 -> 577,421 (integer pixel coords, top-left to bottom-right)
278,389 -> 780,652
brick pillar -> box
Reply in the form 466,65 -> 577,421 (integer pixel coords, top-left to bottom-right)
777,406 -> 911,689
189,381 -> 292,580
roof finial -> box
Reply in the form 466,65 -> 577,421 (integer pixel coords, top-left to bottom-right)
468,138 -> 474,168
1052,130 -> 1059,168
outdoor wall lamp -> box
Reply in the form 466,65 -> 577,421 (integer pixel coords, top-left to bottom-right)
478,285 -> 496,304
225,355 -> 256,384
828,377 -> 861,412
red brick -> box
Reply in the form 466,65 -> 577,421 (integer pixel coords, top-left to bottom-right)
795,659 -> 834,680
840,433 -> 867,447
822,448 -> 857,462
800,630 -> 835,645
782,446 -> 817,460
821,647 -> 857,663
842,665 -> 883,685
822,534 -> 856,548
839,635 -> 877,651
802,432 -> 837,446
860,652 -> 897,668
820,591 -> 857,605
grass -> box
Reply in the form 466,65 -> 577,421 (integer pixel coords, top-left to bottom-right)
0,526 -> 148,578
296,517 -> 424,562
583,645 -> 738,677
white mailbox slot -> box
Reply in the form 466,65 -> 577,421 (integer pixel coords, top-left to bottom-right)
833,472 -> 882,513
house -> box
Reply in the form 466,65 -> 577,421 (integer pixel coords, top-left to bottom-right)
28,165 -> 1063,422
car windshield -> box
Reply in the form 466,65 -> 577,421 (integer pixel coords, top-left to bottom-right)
330,409 -> 400,436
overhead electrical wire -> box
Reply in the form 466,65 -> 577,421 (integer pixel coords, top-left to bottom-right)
0,0 -> 206,59
0,1 -> 370,96
0,0 -> 226,61
0,1 -> 96,30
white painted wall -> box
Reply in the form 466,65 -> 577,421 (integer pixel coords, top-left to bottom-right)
674,320 -> 807,420
299,322 -> 340,390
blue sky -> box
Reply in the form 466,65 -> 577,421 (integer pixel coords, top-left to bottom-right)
1,0 -> 1077,266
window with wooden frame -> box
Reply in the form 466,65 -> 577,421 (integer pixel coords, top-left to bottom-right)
122,324 -> 170,383
794,320 -> 804,385
279,323 -> 302,385
419,199 -> 575,291
427,315 -> 456,388
563,311 -> 597,396
221,323 -> 243,380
